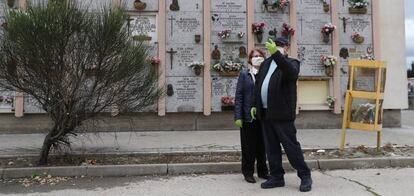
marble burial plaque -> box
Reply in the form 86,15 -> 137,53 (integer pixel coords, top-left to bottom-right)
337,0 -> 372,14
24,95 -> 45,113
166,0 -> 203,12
297,14 -> 333,45
211,0 -> 246,13
166,77 -> 203,112
338,14 -> 372,45
27,0 -> 47,5
129,14 -> 158,44
165,44 -> 203,77
211,77 -> 237,112
298,0 -> 332,14
166,12 -> 203,44
297,44 -> 331,76
74,0 -> 113,12
123,0 -> 159,12
0,89 -> 14,113
254,13 -> 290,45
211,12 -> 247,44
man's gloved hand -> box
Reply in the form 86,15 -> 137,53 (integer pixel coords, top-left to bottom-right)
265,39 -> 278,55
250,107 -> 257,120
235,119 -> 243,128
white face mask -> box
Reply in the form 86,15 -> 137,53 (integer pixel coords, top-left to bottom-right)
251,57 -> 264,66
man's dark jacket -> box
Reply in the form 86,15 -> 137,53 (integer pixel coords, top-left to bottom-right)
234,69 -> 255,122
253,51 -> 300,121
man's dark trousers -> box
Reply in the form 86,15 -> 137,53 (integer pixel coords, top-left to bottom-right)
261,117 -> 311,179
240,120 -> 268,177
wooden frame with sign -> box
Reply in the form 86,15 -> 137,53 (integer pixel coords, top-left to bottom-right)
340,60 -> 386,151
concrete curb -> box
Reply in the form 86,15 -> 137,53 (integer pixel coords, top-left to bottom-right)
1,157 -> 413,179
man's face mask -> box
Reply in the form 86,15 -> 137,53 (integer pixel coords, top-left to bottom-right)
251,57 -> 264,66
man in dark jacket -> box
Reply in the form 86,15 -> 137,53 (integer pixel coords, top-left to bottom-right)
251,37 -> 312,192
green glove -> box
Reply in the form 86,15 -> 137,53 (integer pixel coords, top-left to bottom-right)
265,39 -> 278,55
235,119 -> 243,128
250,107 -> 257,120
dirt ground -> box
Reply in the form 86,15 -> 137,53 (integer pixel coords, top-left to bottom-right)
1,144 -> 413,169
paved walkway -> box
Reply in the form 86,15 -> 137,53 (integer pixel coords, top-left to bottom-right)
1,168 -> 413,195
0,110 -> 412,156
0,127 -> 413,156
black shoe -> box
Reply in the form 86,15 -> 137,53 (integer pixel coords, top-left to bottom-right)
244,176 -> 256,183
299,176 -> 312,192
258,174 -> 270,180
260,177 -> 285,189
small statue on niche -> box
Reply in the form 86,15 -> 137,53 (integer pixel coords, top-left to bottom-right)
340,47 -> 349,59
239,46 -> 247,59
212,45 -> 221,61
170,0 -> 180,11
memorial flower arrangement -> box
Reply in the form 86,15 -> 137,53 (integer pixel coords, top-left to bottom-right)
187,62 -> 204,76
252,22 -> 266,35
321,23 -> 336,35
252,22 -> 266,43
238,32 -> 245,38
212,60 -> 243,73
351,32 -> 365,43
360,54 -> 375,60
320,55 -> 337,67
281,23 -> 295,39
352,102 -> 376,124
221,96 -> 235,106
272,0 -> 290,10
218,29 -> 232,39
320,55 -> 337,76
321,23 -> 336,43
150,56 -> 161,66
326,96 -> 336,109
348,0 -> 368,9
0,96 -> 14,104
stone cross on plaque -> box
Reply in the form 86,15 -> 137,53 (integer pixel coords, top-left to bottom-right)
168,15 -> 176,37
340,17 -> 350,33
126,16 -> 134,35
166,48 -> 177,70
299,16 -> 305,36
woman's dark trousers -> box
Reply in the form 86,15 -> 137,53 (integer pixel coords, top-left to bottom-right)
240,120 -> 269,177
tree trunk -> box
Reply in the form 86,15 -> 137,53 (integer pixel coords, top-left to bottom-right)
38,132 -> 53,165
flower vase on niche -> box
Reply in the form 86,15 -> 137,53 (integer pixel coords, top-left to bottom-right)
256,32 -> 264,43
252,22 -> 265,44
325,66 -> 333,77
134,0 -> 147,10
167,84 -> 174,96
195,34 -> 201,43
321,23 -> 336,44
194,67 -> 202,76
320,55 -> 337,77
322,33 -> 330,43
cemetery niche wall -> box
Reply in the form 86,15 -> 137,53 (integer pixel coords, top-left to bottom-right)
4,0 -> 398,129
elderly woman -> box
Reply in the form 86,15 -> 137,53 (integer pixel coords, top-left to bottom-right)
234,48 -> 269,183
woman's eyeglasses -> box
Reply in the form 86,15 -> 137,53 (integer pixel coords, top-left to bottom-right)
252,55 -> 263,58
